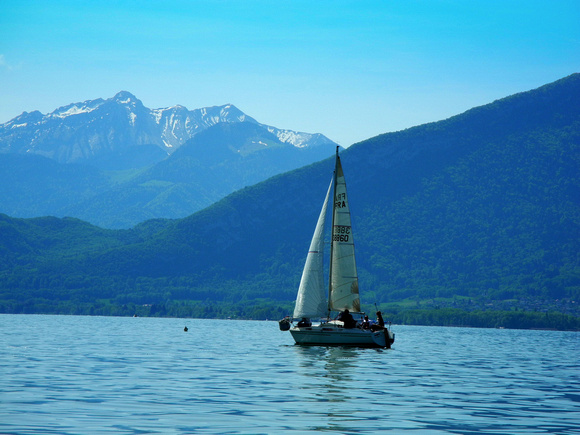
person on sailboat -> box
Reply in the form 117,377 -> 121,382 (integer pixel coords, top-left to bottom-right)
337,309 -> 356,329
297,318 -> 311,327
370,311 -> 385,331
361,315 -> 370,329
376,311 -> 385,327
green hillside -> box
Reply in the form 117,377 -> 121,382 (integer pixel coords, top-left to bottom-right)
1,74 -> 579,329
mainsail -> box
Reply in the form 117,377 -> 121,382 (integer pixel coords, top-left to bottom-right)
293,180 -> 333,318
328,153 -> 361,313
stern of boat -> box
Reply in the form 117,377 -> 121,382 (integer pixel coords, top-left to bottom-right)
279,317 -> 291,331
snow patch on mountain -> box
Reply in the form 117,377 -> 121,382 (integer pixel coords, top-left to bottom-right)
50,99 -> 105,119
264,127 -> 309,147
151,108 -> 164,124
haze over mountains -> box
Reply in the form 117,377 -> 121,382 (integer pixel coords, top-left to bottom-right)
0,74 -> 578,324
0,92 -> 339,227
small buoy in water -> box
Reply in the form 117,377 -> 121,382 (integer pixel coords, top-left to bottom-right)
184,326 -> 188,332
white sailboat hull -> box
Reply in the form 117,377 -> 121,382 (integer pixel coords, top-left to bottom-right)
290,322 -> 393,348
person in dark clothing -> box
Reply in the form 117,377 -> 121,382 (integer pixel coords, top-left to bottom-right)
376,311 -> 385,327
371,311 -> 385,331
297,317 -> 311,327
338,309 -> 356,329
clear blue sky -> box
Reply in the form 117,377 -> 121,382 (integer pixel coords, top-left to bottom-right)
1,0 -> 578,146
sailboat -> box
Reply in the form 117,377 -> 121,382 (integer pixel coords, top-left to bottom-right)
279,147 -> 395,348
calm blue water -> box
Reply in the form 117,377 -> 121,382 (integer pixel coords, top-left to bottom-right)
1,315 -> 578,434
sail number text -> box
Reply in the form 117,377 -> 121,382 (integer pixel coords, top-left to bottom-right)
333,225 -> 351,242
335,192 -> 347,209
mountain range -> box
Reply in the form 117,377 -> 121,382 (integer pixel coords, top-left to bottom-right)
0,91 -> 335,168
0,92 -> 339,227
0,73 -> 578,325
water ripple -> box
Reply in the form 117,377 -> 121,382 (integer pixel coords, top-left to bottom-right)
1,315 -> 579,434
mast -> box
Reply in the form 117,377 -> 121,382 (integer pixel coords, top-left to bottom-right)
327,146 -> 339,314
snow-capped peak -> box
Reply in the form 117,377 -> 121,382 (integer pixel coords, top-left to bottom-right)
113,91 -> 138,103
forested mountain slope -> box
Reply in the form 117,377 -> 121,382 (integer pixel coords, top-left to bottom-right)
0,74 -> 578,324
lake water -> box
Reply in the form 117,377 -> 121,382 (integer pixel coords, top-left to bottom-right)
1,315 -> 578,434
